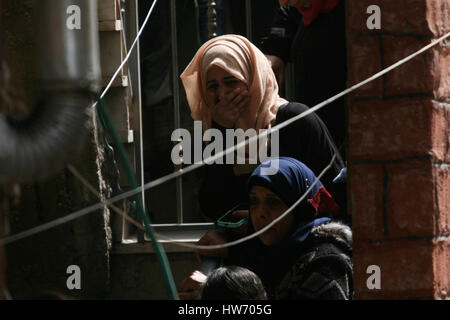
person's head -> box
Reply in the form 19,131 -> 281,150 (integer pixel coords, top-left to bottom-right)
279,0 -> 340,27
200,266 -> 267,300
181,34 -> 287,131
279,0 -> 313,8
247,157 -> 339,246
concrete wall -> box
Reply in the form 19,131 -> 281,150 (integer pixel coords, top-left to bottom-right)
0,0 -> 199,300
108,251 -> 198,299
0,0 -> 110,299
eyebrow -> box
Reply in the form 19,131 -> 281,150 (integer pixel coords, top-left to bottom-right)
206,76 -> 238,85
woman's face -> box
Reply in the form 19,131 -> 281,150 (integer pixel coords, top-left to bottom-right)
249,185 -> 294,246
205,65 -> 248,107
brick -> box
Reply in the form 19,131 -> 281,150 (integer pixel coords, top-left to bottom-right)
348,98 -> 433,161
431,101 -> 449,162
383,36 -> 435,97
385,159 -> 436,237
354,240 -> 435,299
435,43 -> 450,103
447,105 -> 450,163
433,238 -> 450,299
426,0 -> 450,37
347,35 -> 383,98
436,165 -> 450,235
348,163 -> 385,240
346,0 -> 436,37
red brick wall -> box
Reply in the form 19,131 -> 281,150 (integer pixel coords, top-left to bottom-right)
346,0 -> 450,299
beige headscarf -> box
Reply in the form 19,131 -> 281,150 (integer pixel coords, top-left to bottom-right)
180,34 -> 288,132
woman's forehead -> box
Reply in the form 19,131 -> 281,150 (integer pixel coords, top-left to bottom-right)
201,43 -> 251,81
250,185 -> 279,198
204,61 -> 248,85
206,65 -> 233,80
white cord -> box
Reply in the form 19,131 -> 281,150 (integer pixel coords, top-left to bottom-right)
93,0 -> 159,105
155,153 -> 336,250
67,156 -> 335,251
1,31 -> 449,246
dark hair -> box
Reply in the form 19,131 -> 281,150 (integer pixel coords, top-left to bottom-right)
200,266 -> 267,300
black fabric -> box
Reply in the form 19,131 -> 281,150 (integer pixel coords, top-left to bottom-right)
198,102 -> 346,220
274,224 -> 353,299
226,221 -> 353,300
259,1 -> 347,151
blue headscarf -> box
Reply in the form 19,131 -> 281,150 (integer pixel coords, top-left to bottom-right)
247,157 -> 338,244
226,157 -> 339,297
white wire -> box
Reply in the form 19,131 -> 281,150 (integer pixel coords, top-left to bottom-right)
67,155 -> 335,251
94,0 -> 159,105
156,153 -> 336,250
137,30 -> 450,193
272,31 -> 450,133
1,30 -> 449,246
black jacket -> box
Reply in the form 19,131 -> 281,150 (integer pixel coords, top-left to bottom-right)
199,102 -> 346,220
227,221 -> 353,300
259,2 -> 347,149
274,221 -> 353,299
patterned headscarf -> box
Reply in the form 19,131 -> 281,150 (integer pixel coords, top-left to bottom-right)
248,157 -> 339,240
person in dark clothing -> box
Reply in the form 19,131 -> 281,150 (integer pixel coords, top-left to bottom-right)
228,157 -> 352,299
200,266 -> 267,300
179,157 -> 353,300
260,0 -> 347,151
180,34 -> 345,222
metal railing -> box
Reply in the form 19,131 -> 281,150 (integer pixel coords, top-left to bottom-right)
131,0 -> 292,238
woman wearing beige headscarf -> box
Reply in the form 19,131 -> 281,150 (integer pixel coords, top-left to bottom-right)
181,34 -> 287,133
180,34 -> 343,222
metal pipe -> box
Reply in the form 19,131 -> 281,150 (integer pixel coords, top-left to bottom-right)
245,0 -> 252,41
170,0 -> 183,224
207,0 -> 218,39
130,0 -> 146,243
0,0 -> 101,183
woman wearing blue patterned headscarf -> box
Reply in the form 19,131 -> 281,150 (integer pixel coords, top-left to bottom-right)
179,157 -> 352,300
225,157 -> 352,299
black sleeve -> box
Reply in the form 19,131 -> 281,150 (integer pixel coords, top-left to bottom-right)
276,102 -> 348,218
276,248 -> 353,300
276,102 -> 343,185
197,121 -> 243,220
198,164 -> 240,219
259,5 -> 301,63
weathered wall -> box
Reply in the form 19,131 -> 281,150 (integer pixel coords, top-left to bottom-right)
0,0 -> 200,300
347,0 -> 449,299
0,0 -> 110,299
108,251 -> 198,299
